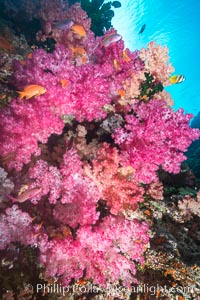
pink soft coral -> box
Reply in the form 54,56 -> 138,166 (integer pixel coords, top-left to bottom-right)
40,215 -> 149,287
29,148 -> 100,226
38,2 -> 91,45
0,46 -> 113,169
84,143 -> 144,214
145,181 -> 164,200
139,41 -> 174,86
153,89 -> 174,107
113,99 -> 200,184
0,99 -> 64,170
12,46 -> 112,123
0,2 -> 198,289
0,205 -> 37,249
40,237 -> 84,284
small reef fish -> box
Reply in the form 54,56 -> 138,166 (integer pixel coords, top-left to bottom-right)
118,89 -> 126,97
70,46 -> 87,56
17,84 -> 47,100
70,46 -> 88,64
8,187 -> 42,203
138,24 -> 146,34
123,49 -> 131,62
112,1 -> 121,8
169,75 -> 185,84
70,24 -> 87,37
102,33 -> 122,47
61,79 -> 68,88
113,59 -> 120,71
53,19 -> 74,30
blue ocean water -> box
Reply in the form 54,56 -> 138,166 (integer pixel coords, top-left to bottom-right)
111,0 -> 200,116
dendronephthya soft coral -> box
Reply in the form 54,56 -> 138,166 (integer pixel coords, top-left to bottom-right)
0,0 -> 200,293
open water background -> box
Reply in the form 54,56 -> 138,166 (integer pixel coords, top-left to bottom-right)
111,0 -> 200,116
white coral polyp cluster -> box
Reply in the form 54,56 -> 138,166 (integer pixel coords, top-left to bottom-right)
139,41 -> 174,86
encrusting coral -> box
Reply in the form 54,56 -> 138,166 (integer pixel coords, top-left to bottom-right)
0,0 -> 200,299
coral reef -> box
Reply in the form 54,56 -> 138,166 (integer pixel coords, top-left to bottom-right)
0,1 -> 200,299
0,167 -> 14,207
113,99 -> 199,183
40,216 -> 149,287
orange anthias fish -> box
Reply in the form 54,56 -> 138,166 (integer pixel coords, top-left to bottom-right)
61,79 -> 68,88
17,84 -> 47,100
123,49 -> 131,62
70,46 -> 88,64
8,187 -> 42,203
70,24 -> 87,37
113,59 -> 120,71
118,89 -> 126,97
70,46 -> 86,56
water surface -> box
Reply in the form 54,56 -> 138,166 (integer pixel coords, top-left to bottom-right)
111,0 -> 200,115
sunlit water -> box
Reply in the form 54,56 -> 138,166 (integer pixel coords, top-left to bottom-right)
111,0 -> 200,116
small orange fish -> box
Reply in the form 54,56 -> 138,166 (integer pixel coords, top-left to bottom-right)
71,24 -> 87,37
140,95 -> 148,101
118,89 -> 125,97
113,59 -> 120,71
70,46 -> 86,56
17,84 -> 47,100
134,239 -> 142,244
61,79 -> 68,88
123,49 -> 131,62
